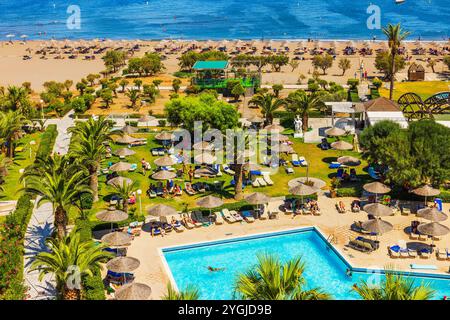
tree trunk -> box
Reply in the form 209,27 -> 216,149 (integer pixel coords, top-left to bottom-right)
389,51 -> 396,100
123,198 -> 128,213
90,165 -> 99,202
6,138 -> 13,158
54,206 -> 67,240
234,164 -> 244,200
302,113 -> 309,132
63,287 -> 81,300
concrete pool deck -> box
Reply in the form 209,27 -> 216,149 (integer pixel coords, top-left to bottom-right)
97,196 -> 450,299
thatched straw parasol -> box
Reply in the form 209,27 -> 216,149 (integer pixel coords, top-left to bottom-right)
154,155 -> 177,167
337,156 -> 361,166
151,170 -> 176,180
110,161 -> 133,172
363,181 -> 391,197
192,141 -> 214,151
412,185 -> 441,204
418,222 -> 450,250
245,192 -> 271,205
107,176 -> 133,187
289,183 -> 319,196
115,282 -> 152,300
330,140 -> 353,151
147,204 -> 177,217
363,203 -> 393,217
121,125 -> 138,134
417,207 -> 448,222
325,127 -> 346,137
361,218 -> 393,235
194,153 -> 217,164
269,134 -> 290,142
138,115 -> 155,123
101,231 -> 132,247
96,207 -> 128,230
155,131 -> 174,141
106,256 -> 140,273
115,134 -> 139,144
114,148 -> 136,157
196,195 -> 223,209
264,124 -> 285,132
247,115 -> 264,123
275,144 -> 294,154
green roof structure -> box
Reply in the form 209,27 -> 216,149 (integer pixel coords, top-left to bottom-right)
192,60 -> 229,70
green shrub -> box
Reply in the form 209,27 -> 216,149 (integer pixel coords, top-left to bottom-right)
75,219 -> 93,242
336,187 -> 362,198
82,269 -> 106,300
80,193 -> 93,210
347,78 -> 360,89
35,124 -> 57,159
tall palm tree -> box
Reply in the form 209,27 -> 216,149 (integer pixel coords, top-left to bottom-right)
108,180 -> 138,213
22,155 -> 91,239
382,23 -> 410,100
3,86 -> 30,113
249,93 -> 285,126
69,116 -> 113,202
162,283 -> 199,300
234,253 -> 331,300
285,90 -> 325,132
30,232 -> 112,300
353,269 -> 434,300
0,110 -> 30,157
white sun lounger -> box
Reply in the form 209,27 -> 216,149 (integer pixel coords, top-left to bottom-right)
299,156 -> 308,167
262,174 -> 274,186
223,165 -> 235,175
256,177 -> 267,187
252,177 -> 260,187
221,209 -> 237,223
259,204 -> 269,220
214,212 -> 224,225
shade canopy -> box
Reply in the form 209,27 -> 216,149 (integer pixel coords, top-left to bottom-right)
192,141 -> 214,151
288,177 -> 327,190
106,256 -> 140,273
96,207 -> 128,223
154,155 -> 177,167
337,156 -> 361,166
363,203 -> 393,217
114,148 -> 136,157
196,195 -> 224,209
138,115 -> 156,122
417,207 -> 448,222
194,153 -> 217,164
115,282 -> 152,300
264,124 -> 285,132
107,176 -> 133,187
155,131 -> 175,141
247,115 -> 264,123
412,185 -> 441,197
325,127 -> 346,137
363,182 -> 391,194
417,222 -> 450,237
330,140 -> 353,151
269,134 -> 290,142
151,170 -> 176,180
361,219 -> 393,235
147,204 -> 177,217
110,161 -> 133,172
115,134 -> 139,144
101,231 -> 132,247
289,183 -> 319,196
121,125 -> 138,134
275,144 -> 294,154
245,192 -> 271,205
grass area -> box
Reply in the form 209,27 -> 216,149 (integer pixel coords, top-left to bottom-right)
76,132 -> 369,224
379,81 -> 450,101
0,132 -> 42,200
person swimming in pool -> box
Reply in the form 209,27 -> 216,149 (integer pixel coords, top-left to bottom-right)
206,266 -> 226,272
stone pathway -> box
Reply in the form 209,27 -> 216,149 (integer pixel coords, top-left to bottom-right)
23,111 -> 74,300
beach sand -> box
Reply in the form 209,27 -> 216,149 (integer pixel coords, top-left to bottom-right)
1,39 -> 448,92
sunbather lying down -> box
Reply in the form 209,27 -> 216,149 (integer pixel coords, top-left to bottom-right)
206,266 -> 226,272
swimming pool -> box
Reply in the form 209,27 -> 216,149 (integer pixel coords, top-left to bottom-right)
161,228 -> 450,300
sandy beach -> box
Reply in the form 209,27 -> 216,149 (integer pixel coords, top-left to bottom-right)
1,39 -> 449,92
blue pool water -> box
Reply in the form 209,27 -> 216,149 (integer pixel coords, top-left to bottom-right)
0,0 -> 449,40
163,228 -> 450,300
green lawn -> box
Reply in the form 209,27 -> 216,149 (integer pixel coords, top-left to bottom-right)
0,132 -> 42,200
77,131 -> 369,223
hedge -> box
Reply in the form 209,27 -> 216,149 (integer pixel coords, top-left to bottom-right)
0,125 -> 57,299
82,269 -> 105,300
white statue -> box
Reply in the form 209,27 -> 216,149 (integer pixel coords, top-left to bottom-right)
294,115 -> 303,134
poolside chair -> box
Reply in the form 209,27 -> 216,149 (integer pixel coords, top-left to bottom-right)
259,204 -> 269,220
221,209 -> 237,223
436,248 -> 447,260
214,212 -> 224,225
418,233 -> 428,241
262,173 -> 274,186
388,245 -> 400,258
291,154 -> 301,167
232,211 -> 244,222
256,177 -> 267,187
285,167 -> 294,174
251,176 -> 260,188
241,211 -> 255,223
189,211 -> 204,228
184,182 -> 196,196
223,165 -> 235,175
401,204 -> 411,215
419,248 -> 431,259
329,162 -> 341,169
299,156 -> 308,167
336,202 -> 346,214
409,232 -> 419,240
129,163 -> 138,172
151,149 -> 159,156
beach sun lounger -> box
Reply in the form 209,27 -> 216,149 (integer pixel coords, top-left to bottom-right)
221,209 -> 237,223
259,204 -> 269,220
291,154 -> 301,167
223,165 -> 235,175
298,156 -> 308,167
436,248 -> 447,260
388,245 -> 400,258
285,167 -> 294,174
214,212 -> 224,225
256,177 -> 267,187
262,173 -> 274,186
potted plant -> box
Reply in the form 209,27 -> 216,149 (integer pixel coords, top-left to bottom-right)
330,177 -> 341,198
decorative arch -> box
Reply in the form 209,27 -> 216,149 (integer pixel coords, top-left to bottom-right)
397,92 -> 450,121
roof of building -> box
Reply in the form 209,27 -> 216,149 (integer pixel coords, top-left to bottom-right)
363,97 -> 400,112
192,60 -> 229,70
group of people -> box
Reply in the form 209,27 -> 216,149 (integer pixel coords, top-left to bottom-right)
146,181 -> 182,198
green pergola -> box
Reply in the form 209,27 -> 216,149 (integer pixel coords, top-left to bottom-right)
192,60 -> 229,71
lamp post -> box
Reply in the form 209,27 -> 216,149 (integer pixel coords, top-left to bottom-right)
136,189 -> 142,218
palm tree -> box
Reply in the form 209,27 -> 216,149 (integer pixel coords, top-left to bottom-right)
69,116 -> 113,202
162,283 -> 199,300
285,90 -> 325,132
382,23 -> 410,100
22,155 -> 91,239
353,269 -> 434,300
249,93 -> 285,126
0,110 -> 30,157
234,253 -> 330,300
108,180 -> 137,213
30,232 -> 112,300
3,86 -> 30,112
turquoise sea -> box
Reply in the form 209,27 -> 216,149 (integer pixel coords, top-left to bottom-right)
0,0 -> 449,40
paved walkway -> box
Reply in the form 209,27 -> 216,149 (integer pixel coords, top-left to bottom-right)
23,111 -> 74,300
